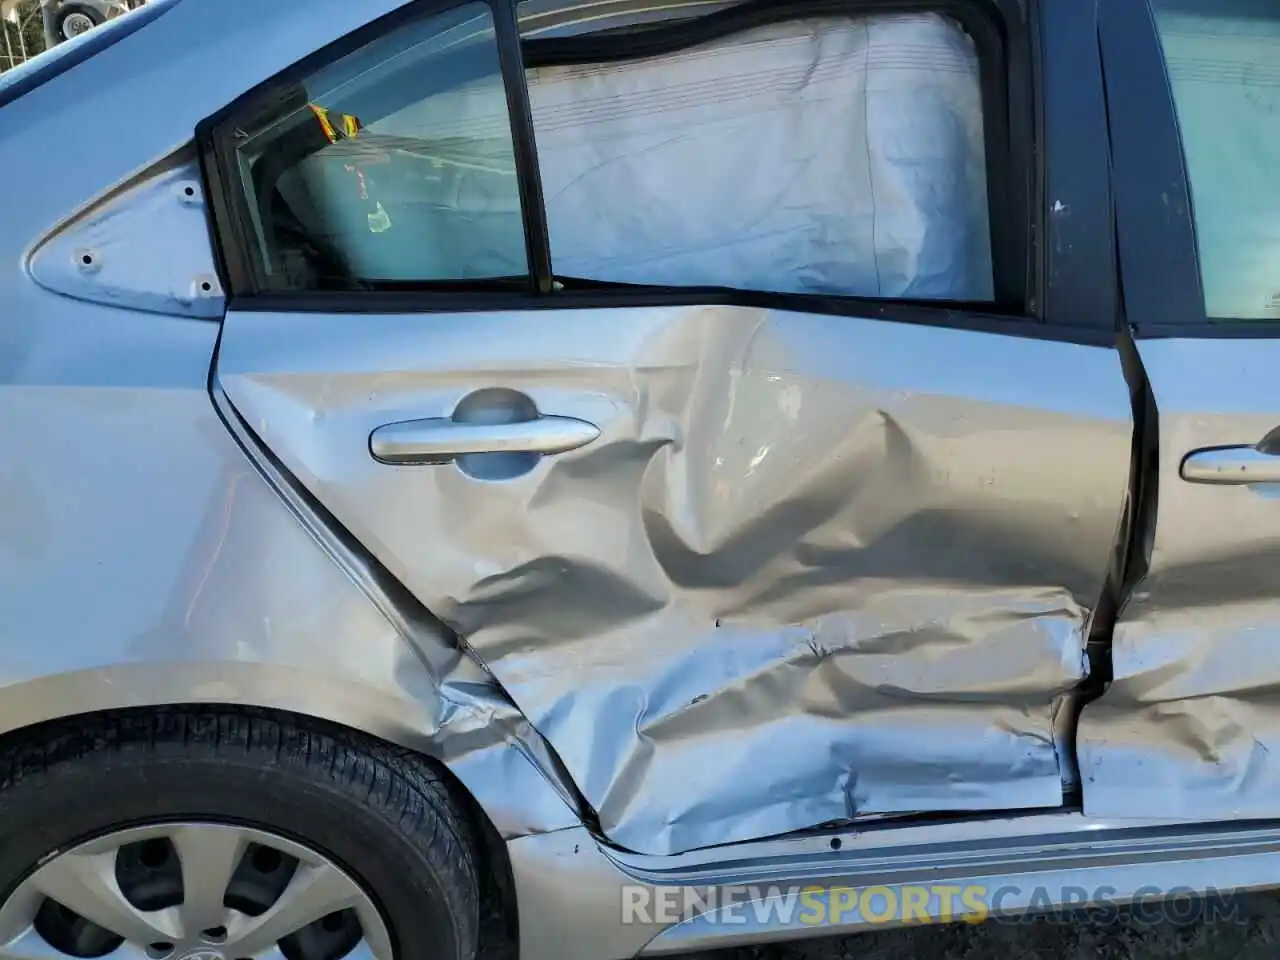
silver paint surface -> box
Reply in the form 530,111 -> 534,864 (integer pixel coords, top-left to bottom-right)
4,2 -> 1252,958
27,151 -> 224,319
0,0 -> 581,847
0,297 -> 577,841
218,305 -> 1133,854
1080,337 -> 1280,821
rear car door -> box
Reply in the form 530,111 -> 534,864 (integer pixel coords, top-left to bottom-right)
207,0 -> 1135,855
1080,0 -> 1280,819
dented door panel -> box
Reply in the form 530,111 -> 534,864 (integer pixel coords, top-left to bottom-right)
1079,0 -> 1280,821
217,304 -> 1133,854
1080,342 -> 1280,819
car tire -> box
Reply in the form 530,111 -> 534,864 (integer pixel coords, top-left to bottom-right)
0,708 -> 480,960
54,4 -> 106,40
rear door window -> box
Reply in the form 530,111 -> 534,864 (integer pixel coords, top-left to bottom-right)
212,2 -> 529,292
208,0 -> 1025,314
520,10 -> 995,301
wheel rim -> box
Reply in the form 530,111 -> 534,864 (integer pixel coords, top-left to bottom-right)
0,824 -> 393,960
60,12 -> 96,37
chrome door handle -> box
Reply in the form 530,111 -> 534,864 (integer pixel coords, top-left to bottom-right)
370,415 -> 600,464
1181,446 -> 1280,485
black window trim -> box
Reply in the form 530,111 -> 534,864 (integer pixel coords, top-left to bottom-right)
1036,0 -> 1119,332
496,0 -> 555,292
197,0 -> 1122,347
1102,0 -> 1280,340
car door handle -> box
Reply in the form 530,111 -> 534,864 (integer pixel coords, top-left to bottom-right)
370,415 -> 600,464
1181,446 -> 1280,485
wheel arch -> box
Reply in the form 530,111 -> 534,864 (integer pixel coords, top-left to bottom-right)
0,662 -> 580,839
0,698 -> 523,959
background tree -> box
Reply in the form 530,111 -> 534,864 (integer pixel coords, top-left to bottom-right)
2,1 -> 48,73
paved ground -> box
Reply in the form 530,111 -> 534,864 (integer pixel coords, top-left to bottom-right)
673,892 -> 1280,959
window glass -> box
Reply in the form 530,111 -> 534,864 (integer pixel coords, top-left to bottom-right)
521,8 -> 994,300
1153,0 -> 1280,320
227,2 -> 527,291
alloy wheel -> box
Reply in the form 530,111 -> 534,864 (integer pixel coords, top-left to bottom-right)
0,824 -> 392,960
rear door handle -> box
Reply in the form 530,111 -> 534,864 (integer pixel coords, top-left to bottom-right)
1181,446 -> 1280,485
370,415 -> 600,464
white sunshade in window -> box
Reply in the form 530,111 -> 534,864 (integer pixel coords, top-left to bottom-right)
526,13 -> 995,299
279,10 -> 995,296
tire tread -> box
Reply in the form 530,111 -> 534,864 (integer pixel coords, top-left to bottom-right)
0,708 -> 479,959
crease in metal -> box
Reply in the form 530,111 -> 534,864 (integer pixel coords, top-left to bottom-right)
0,141 -> 580,842
210,385 -> 589,837
0,0 -> 1148,862
219,303 -> 1133,854
1080,338 -> 1280,822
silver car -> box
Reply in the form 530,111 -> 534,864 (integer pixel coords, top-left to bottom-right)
0,0 -> 1277,957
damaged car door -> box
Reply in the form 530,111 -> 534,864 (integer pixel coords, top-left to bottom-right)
208,0 -> 1135,854
1080,0 -> 1280,820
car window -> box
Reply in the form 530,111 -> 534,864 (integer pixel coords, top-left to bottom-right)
519,8 -> 994,301
221,2 -> 527,292
0,0 -> 181,109
1152,0 -> 1280,320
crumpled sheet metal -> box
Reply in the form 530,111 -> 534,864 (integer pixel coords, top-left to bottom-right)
0,296 -> 578,841
219,303 -> 1134,855
210,393 -> 586,840
501,602 -> 1086,851
1079,338 -> 1280,821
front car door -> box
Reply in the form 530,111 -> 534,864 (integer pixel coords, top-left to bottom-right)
207,0 -> 1135,855
1080,0 -> 1280,819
